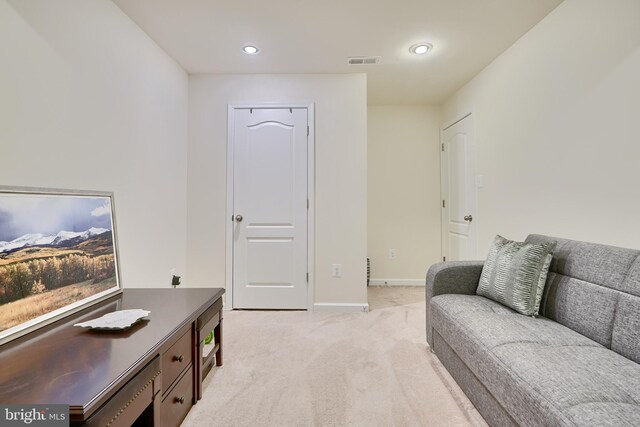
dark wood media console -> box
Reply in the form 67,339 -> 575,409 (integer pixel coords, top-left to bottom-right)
0,288 -> 224,426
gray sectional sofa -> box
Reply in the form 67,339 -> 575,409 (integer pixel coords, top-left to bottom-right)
425,234 -> 640,427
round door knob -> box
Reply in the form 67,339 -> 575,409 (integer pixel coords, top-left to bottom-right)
235,214 -> 243,222
175,396 -> 185,404
174,355 -> 184,362
464,215 -> 473,222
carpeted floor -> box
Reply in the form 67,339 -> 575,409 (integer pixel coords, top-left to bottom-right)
182,286 -> 487,427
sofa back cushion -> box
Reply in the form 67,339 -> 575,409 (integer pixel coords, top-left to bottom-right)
525,235 -> 640,357
612,294 -> 640,364
612,260 -> 640,364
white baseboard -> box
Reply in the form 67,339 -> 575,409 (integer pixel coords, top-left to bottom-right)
369,278 -> 425,287
313,303 -> 370,313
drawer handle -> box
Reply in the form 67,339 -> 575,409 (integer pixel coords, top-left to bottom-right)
173,355 -> 184,363
175,396 -> 185,404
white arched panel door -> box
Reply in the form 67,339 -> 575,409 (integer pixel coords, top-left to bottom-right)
441,114 -> 477,261
231,108 -> 308,309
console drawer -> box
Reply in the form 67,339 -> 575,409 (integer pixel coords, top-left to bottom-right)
161,366 -> 193,427
161,327 -> 191,391
84,357 -> 161,427
196,297 -> 223,330
199,312 -> 219,341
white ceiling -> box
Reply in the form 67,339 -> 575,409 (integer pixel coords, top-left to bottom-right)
113,0 -> 563,105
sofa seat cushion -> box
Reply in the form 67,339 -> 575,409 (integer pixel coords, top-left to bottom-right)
431,294 -> 598,349
431,294 -> 640,427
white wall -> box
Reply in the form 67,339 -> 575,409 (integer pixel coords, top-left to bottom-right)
188,74 -> 368,308
442,0 -> 640,253
0,0 -> 189,287
367,106 -> 441,284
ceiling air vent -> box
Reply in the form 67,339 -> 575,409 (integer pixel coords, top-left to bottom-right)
347,56 -> 381,65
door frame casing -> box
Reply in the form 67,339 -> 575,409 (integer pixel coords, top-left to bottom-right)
440,110 -> 478,261
225,103 -> 316,310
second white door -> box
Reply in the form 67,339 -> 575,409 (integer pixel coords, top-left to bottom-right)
232,107 -> 308,309
441,113 -> 477,261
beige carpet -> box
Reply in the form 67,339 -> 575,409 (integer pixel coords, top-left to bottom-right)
182,286 -> 487,427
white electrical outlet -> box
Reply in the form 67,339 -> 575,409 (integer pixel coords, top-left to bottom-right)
331,264 -> 342,278
389,249 -> 397,259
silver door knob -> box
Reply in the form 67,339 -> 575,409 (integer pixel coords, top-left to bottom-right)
464,215 -> 473,222
235,214 -> 243,222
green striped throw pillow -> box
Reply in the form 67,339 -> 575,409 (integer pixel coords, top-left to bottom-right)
477,235 -> 556,316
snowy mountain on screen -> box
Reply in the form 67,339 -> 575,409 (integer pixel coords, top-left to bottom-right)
0,227 -> 110,253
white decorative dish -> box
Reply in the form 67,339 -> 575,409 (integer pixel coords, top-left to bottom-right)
74,309 -> 150,330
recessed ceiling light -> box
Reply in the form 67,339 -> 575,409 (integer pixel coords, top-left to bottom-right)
409,43 -> 433,55
242,45 -> 259,55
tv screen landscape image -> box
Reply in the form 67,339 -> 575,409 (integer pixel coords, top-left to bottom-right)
0,187 -> 121,343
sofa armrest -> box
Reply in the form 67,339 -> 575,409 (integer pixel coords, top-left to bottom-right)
425,261 -> 484,348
